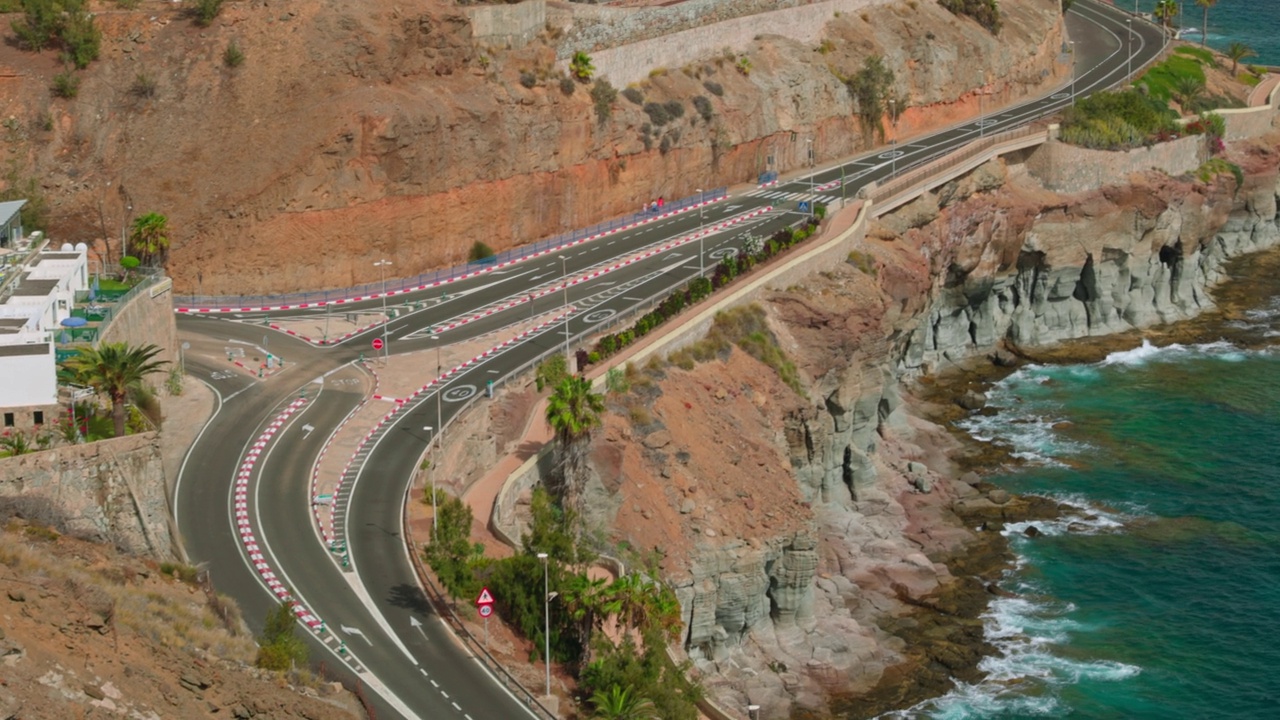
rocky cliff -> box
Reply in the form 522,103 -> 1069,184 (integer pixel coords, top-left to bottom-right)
0,433 -> 175,559
577,131 -> 1280,716
0,0 -> 1063,295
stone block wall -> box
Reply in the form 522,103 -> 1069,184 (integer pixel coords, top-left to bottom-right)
98,278 -> 179,367
0,432 -> 175,559
1025,134 -> 1207,194
1218,104 -> 1279,141
467,0 -> 546,49
556,0 -> 894,86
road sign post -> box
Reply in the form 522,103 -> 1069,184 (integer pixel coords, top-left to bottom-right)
371,337 -> 384,351
476,587 -> 496,649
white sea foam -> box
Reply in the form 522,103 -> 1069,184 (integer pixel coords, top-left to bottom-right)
880,568 -> 1141,719
1098,339 -> 1245,367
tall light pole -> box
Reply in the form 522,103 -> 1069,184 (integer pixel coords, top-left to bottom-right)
888,99 -> 898,179
696,185 -> 706,275
559,256 -> 570,365
806,139 -> 815,217
1127,19 -> 1133,82
1069,41 -> 1077,107
537,552 -> 551,697
424,425 -> 437,542
374,259 -> 392,363
430,330 -> 443,540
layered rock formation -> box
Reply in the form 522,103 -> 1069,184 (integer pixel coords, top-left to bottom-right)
0,0 -> 1063,295
575,133 -> 1280,716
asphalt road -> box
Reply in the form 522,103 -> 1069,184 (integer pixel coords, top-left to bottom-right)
174,4 -> 1165,719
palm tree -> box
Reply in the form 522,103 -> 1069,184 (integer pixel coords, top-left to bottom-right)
1154,0 -> 1178,30
1225,41 -> 1257,75
1172,75 -> 1207,111
64,342 -> 167,437
1195,0 -> 1217,47
561,571 -> 610,664
589,685 -> 659,720
129,212 -> 170,266
545,374 -> 605,520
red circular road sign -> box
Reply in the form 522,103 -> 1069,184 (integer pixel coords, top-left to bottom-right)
371,337 -> 384,350
478,604 -> 493,618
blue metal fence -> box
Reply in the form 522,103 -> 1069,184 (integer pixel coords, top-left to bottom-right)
174,187 -> 728,309
757,170 -> 779,185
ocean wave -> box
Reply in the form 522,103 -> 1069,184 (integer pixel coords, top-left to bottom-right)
957,408 -> 1088,467
1097,339 -> 1247,367
1001,495 -> 1135,538
881,570 -> 1140,719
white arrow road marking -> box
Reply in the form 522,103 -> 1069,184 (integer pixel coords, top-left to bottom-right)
341,625 -> 374,645
723,204 -> 742,212
301,424 -> 314,438
409,616 -> 430,642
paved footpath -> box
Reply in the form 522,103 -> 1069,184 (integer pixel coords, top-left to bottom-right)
1248,74 -> 1280,108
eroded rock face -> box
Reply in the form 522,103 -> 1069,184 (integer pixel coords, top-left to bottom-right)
896,155 -> 1280,372
589,139 -> 1280,717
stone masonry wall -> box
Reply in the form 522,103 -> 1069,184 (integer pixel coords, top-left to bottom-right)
1025,133 -> 1206,194
467,0 -> 546,49
556,0 -> 895,86
97,278 -> 179,367
0,432 -> 175,559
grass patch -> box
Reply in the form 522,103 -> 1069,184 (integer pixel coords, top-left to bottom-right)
666,305 -> 804,395
1239,72 -> 1262,87
1174,45 -> 1216,65
1136,53 -> 1206,102
158,561 -> 200,584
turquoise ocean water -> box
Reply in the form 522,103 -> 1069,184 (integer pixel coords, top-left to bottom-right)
882,296 -> 1280,718
1134,0 -> 1280,65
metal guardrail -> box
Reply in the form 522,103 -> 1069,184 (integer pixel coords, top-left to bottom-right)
174,188 -> 727,309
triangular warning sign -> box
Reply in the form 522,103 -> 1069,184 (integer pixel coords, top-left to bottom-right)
476,587 -> 495,605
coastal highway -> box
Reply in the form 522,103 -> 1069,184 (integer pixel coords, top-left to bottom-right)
174,3 -> 1165,718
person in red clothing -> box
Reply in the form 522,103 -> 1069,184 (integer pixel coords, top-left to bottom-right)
658,196 -> 664,209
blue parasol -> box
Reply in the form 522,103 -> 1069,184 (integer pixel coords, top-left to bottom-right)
60,316 -> 88,327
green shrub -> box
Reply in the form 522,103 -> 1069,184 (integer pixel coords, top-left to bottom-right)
1173,45 -> 1216,65
938,0 -> 1002,34
590,79 -> 617,127
662,100 -> 684,119
535,354 -> 569,392
1195,158 -> 1243,189
844,55 -> 895,144
223,40 -> 245,68
570,50 -> 594,81
692,95 -> 713,122
51,70 -> 79,99
559,75 -> 575,96
255,602 -> 308,671
1137,54 -> 1207,102
519,70 -> 537,89
59,8 -> 100,69
130,73 -> 158,99
159,562 -> 199,584
622,86 -> 644,105
191,0 -> 224,27
469,240 -> 495,261
1058,89 -> 1179,150
643,102 -> 671,126
703,80 -> 724,97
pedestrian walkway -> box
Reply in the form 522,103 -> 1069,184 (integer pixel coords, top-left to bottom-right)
1248,74 -> 1280,108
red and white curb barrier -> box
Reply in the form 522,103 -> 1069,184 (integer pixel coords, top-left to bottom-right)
321,311 -> 575,542
309,382 -> 370,546
814,179 -> 842,192
262,206 -> 773,349
176,196 -> 727,315
235,398 -> 325,630
758,179 -> 779,189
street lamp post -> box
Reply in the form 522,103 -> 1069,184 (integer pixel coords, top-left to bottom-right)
806,139 -> 815,217
1069,41 -> 1077,107
888,99 -> 898,178
537,552 -> 551,697
374,259 -> 392,363
1127,19 -> 1133,82
695,187 -> 705,277
424,425 -> 437,542
559,257 -> 570,365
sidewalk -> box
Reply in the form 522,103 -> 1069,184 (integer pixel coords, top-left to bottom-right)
1248,74 -> 1280,108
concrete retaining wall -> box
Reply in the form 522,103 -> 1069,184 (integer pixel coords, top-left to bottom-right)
556,0 -> 893,87
1025,133 -> 1206,194
467,0 -> 546,49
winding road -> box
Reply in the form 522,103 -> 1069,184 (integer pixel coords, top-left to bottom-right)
173,4 -> 1167,718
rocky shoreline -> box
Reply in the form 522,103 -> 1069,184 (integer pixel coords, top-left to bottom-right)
830,241 -> 1280,719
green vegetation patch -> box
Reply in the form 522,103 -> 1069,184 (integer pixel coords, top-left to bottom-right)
1173,45 -> 1216,65
1059,89 -> 1179,150
938,0 -> 1002,34
668,304 -> 804,394
1136,53 -> 1207,102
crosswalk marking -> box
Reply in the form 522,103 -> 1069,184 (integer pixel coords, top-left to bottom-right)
746,189 -> 841,204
